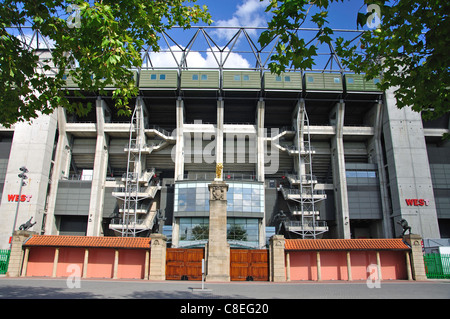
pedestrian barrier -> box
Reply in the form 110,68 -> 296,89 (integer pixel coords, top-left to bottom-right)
423,253 -> 450,279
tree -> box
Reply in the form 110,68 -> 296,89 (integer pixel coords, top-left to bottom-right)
0,0 -> 211,127
259,0 -> 449,126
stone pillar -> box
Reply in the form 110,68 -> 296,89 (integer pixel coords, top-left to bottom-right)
206,180 -> 230,282
7,231 -> 36,277
149,234 -> 167,280
269,235 -> 286,282
403,234 -> 427,281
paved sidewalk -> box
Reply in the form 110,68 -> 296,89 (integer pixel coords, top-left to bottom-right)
0,277 -> 449,299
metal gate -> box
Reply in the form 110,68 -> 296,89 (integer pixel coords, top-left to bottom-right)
166,248 -> 204,281
0,250 -> 10,275
230,249 -> 269,281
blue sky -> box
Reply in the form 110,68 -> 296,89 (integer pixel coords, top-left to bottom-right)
149,0 -> 369,70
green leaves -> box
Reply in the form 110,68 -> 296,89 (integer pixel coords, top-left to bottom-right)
261,0 -> 450,125
0,0 -> 212,127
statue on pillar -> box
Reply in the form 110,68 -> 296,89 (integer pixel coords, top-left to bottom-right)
215,163 -> 223,180
397,218 -> 412,236
19,217 -> 36,231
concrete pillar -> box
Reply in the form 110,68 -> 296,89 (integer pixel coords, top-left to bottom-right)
256,98 -> 265,182
403,234 -> 427,280
45,107 -> 72,235
52,247 -> 59,277
113,249 -> 119,279
0,111 -> 58,249
206,180 -> 230,282
82,248 -> 89,279
86,98 -> 109,236
6,230 -> 35,277
286,251 -> 291,281
21,248 -> 29,277
367,101 -> 393,238
144,250 -> 150,280
330,100 -> 350,238
346,251 -> 352,281
405,251 -> 413,281
216,98 -> 224,172
174,97 -> 185,181
376,251 -> 382,281
383,89 -> 440,238
316,251 -> 322,281
148,234 -> 167,280
269,235 -> 286,282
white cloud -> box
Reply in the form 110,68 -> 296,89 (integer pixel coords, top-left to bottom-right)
214,0 -> 270,40
146,45 -> 250,69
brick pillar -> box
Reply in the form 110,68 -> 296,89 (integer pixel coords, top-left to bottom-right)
149,234 -> 167,280
403,234 -> 427,281
7,231 -> 36,277
269,235 -> 286,282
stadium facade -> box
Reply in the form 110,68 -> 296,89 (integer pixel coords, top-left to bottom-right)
0,27 -> 449,249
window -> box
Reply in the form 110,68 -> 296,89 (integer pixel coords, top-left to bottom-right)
275,76 -> 282,82
373,78 -> 380,84
307,76 -> 314,82
201,74 -> 208,80
334,77 -> 341,83
159,74 -> 166,80
284,76 -> 291,82
243,75 -> 250,81
347,77 -> 354,84
81,169 -> 93,181
234,75 -> 240,81
192,74 -> 199,80
150,74 -> 157,80
62,74 -> 68,80
346,170 -> 377,178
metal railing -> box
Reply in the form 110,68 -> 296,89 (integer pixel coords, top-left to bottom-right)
286,221 -> 328,228
424,253 -> 450,279
0,249 -> 10,275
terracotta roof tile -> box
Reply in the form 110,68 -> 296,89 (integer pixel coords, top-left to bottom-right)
23,235 -> 151,249
285,239 -> 410,251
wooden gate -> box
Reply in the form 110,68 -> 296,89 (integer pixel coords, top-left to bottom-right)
166,248 -> 204,281
230,249 -> 269,281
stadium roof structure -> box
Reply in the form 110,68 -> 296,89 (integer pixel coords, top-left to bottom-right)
9,25 -> 365,74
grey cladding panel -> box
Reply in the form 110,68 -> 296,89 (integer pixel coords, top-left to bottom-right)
54,180 -> 92,216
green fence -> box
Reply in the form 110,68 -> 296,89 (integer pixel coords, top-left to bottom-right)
0,249 -> 10,275
423,253 -> 450,279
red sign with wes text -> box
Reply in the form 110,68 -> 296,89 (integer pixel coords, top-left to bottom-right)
405,199 -> 429,206
7,194 -> 32,202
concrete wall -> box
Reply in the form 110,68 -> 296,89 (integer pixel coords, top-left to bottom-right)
382,88 -> 440,238
0,112 -> 58,249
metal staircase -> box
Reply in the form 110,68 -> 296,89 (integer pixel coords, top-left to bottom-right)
279,99 -> 328,239
110,98 -> 160,237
